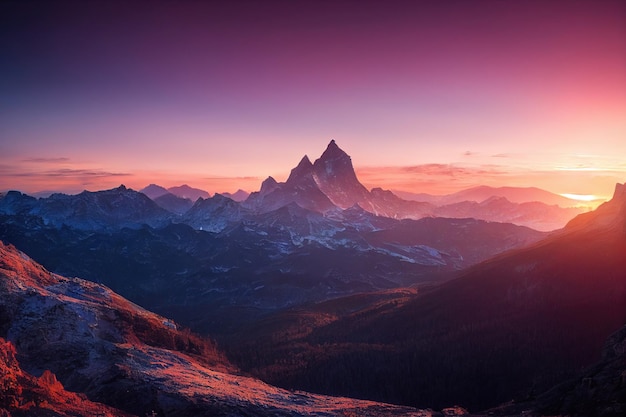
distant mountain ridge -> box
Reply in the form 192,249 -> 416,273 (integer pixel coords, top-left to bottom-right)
131,140 -> 587,231
167,184 -> 210,200
395,185 -> 584,207
222,189 -> 250,202
238,140 -> 584,231
140,183 -> 170,199
0,185 -> 171,231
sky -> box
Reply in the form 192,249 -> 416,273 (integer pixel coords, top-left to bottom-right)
1,0 -> 625,200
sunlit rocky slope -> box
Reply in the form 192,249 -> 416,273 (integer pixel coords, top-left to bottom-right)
0,240 -> 439,416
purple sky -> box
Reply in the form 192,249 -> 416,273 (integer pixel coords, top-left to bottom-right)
1,0 -> 625,199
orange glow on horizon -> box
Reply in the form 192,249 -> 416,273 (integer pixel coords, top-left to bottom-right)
559,193 -> 602,202
1,156 -> 623,204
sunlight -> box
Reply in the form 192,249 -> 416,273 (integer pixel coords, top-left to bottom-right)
559,193 -> 601,202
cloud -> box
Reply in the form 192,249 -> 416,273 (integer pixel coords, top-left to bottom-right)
202,176 -> 260,181
21,157 -> 71,163
395,164 -> 508,177
355,164 -> 516,194
0,165 -> 135,195
11,168 -> 131,178
491,153 -> 512,158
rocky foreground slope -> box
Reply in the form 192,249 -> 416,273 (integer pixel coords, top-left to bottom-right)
0,337 -> 131,417
0,241 -> 435,416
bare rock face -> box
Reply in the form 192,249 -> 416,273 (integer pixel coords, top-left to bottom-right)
311,140 -> 372,210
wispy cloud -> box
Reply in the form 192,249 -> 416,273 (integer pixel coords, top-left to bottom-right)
10,168 -> 131,178
0,165 -> 134,195
355,164 -> 515,194
21,157 -> 71,163
202,176 -> 260,181
396,164 -> 508,177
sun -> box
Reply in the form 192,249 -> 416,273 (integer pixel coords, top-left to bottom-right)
560,193 -> 601,202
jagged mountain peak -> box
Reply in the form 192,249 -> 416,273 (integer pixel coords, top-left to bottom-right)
315,139 -> 351,167
190,192 -> 237,209
212,192 -> 233,201
77,184 -> 133,197
311,140 -> 371,208
183,191 -> 249,232
322,138 -> 342,154
300,154 -> 313,165
259,176 -> 279,194
286,155 -> 314,183
222,189 -> 250,202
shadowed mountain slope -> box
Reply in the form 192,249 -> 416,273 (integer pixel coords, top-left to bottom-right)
228,182 -> 626,412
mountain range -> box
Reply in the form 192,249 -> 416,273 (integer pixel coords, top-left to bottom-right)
0,140 -> 622,415
395,185 -> 587,207
0,141 -> 587,235
242,140 -> 585,231
1,184 -> 623,415
0,141 -> 583,232
0,187 -> 545,338
0,142 -> 559,337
